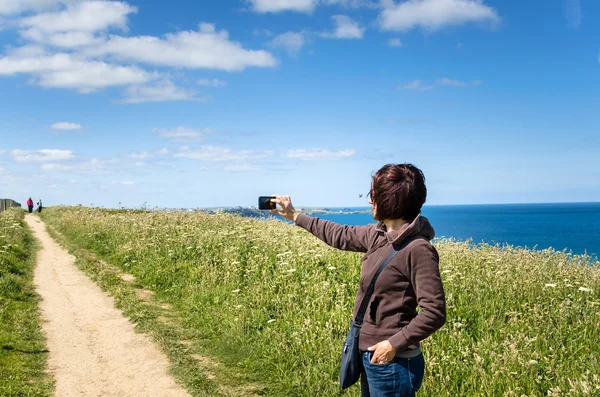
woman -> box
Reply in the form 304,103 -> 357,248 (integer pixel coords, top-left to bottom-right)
271,163 -> 446,397
27,197 -> 34,214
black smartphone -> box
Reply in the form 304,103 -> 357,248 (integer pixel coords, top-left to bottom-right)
258,196 -> 276,210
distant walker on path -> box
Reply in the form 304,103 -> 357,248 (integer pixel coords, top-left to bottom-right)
37,199 -> 43,213
27,197 -> 34,213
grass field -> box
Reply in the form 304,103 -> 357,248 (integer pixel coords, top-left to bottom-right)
0,209 -> 53,397
40,206 -> 600,396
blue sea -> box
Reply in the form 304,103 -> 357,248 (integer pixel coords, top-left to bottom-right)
313,202 -> 600,258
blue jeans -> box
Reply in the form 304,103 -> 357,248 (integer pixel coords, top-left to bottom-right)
360,351 -> 425,397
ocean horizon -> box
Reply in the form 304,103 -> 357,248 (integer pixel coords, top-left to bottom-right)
309,202 -> 600,258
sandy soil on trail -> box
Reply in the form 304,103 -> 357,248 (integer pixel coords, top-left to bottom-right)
26,215 -> 191,397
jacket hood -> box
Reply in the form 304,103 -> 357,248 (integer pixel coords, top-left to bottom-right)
376,215 -> 435,244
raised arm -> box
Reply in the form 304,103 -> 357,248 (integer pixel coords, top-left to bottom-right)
294,213 -> 375,252
270,195 -> 377,253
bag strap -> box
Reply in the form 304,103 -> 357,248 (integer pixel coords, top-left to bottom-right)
354,236 -> 424,325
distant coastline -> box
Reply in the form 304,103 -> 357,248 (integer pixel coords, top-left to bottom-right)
198,203 -> 600,258
198,202 -> 600,217
200,206 -> 372,218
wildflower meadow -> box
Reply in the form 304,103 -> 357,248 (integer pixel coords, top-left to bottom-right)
40,206 -> 600,396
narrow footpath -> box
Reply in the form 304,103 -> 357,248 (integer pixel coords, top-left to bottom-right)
26,214 -> 191,397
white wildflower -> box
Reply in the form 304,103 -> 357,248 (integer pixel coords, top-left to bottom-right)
231,289 -> 240,293
267,319 -> 276,324
441,270 -> 452,274
277,251 -> 291,257
287,269 -> 297,273
328,266 -> 336,270
315,254 -> 322,258
529,360 -> 538,365
545,284 -> 557,288
453,322 -> 464,328
578,287 -> 592,292
234,305 -> 242,309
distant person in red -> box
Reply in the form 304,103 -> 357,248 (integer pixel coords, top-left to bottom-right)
26,197 -> 34,213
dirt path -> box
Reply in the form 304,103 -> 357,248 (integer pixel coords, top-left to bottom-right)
26,214 -> 191,397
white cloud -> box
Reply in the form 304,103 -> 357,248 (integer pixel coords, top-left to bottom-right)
564,0 -> 581,28
248,0 -> 376,12
11,149 -> 75,162
322,15 -> 364,39
437,77 -> 482,86
42,157 -> 118,174
51,121 -> 82,130
84,23 -> 277,71
400,80 -> 435,90
248,0 -> 318,13
19,1 -> 136,34
117,181 -> 135,185
224,164 -> 264,172
0,52 -> 154,92
21,28 -> 105,49
77,158 -> 117,174
130,151 -> 149,159
40,62 -> 151,93
119,80 -> 200,104
1,4 -> 277,105
41,163 -> 73,170
388,38 -> 403,47
16,1 -> 136,49
380,0 -> 500,32
1,7 -> 275,100
197,78 -> 227,87
154,127 -> 213,142
284,148 -> 356,160
270,32 -> 305,56
40,61 -> 151,92
323,0 -> 379,8
4,45 -> 47,58
399,77 -> 482,90
0,0 -> 80,15
175,146 -> 274,162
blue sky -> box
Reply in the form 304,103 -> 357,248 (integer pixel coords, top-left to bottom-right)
0,0 -> 598,209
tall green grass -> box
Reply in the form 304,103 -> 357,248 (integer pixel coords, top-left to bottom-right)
42,206 -> 600,396
0,209 -> 53,396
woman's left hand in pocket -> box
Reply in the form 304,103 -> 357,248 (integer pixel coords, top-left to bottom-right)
367,340 -> 396,364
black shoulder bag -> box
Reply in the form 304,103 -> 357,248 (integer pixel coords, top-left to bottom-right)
339,236 -> 421,389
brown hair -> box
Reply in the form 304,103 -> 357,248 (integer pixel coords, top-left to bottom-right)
370,163 -> 427,221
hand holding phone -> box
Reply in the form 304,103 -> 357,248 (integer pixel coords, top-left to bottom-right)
266,195 -> 298,222
258,196 -> 276,210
